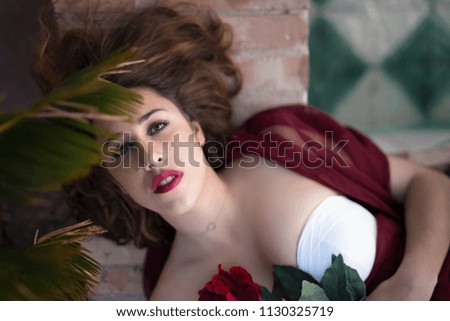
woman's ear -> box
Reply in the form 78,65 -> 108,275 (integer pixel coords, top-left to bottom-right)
191,120 -> 206,147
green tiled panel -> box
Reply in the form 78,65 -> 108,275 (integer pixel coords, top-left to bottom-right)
309,17 -> 368,113
312,0 -> 331,5
382,15 -> 450,118
309,0 -> 450,136
334,70 -> 423,130
435,1 -> 450,30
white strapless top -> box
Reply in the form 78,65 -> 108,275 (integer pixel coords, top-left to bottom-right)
297,195 -> 377,281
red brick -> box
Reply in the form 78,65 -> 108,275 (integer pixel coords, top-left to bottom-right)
231,88 -> 307,127
291,54 -> 309,90
224,15 -> 308,50
206,0 -> 309,12
140,0 -> 309,14
54,0 -> 137,12
82,237 -> 147,265
231,55 -> 308,125
236,55 -> 307,92
93,266 -> 144,294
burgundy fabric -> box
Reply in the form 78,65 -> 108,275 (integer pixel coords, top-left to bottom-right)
144,104 -> 449,300
143,243 -> 171,299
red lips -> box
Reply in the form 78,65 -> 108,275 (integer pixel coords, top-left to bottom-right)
151,170 -> 184,194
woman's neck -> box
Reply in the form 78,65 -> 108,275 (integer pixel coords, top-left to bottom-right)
163,166 -> 242,253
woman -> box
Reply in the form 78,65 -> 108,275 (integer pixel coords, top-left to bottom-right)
32,3 -> 449,300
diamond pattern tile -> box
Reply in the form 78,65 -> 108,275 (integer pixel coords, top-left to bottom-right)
309,0 -> 450,137
312,0 -> 331,5
382,15 -> 450,117
334,70 -> 422,129
432,95 -> 450,120
309,16 -> 368,113
435,0 -> 450,30
323,0 -> 428,63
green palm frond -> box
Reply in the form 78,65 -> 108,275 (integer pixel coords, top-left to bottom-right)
0,49 -> 144,300
0,48 -> 144,133
0,49 -> 144,201
0,220 -> 105,300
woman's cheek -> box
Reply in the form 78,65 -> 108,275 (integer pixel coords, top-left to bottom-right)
108,167 -> 135,191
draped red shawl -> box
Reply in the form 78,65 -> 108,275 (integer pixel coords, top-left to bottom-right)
144,104 -> 449,300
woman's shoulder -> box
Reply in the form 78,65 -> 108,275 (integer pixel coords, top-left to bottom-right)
149,270 -> 200,300
149,236 -> 223,300
149,251 -> 211,300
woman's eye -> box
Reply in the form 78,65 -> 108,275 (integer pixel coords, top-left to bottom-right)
104,141 -> 131,158
148,121 -> 168,136
119,142 -> 133,156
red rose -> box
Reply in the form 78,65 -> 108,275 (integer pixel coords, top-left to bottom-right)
198,265 -> 262,301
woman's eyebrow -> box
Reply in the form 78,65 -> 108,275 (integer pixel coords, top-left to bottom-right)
138,108 -> 166,124
105,108 -> 167,141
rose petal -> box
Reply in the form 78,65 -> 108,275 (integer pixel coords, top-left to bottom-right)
236,285 -> 262,301
225,292 -> 238,301
230,266 -> 254,283
211,278 -> 232,295
199,265 -> 262,301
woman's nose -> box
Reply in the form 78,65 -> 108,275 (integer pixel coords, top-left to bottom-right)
144,142 -> 165,172
145,155 -> 163,172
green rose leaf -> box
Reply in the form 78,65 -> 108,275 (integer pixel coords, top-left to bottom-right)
272,265 -> 319,300
299,281 -> 330,301
345,261 -> 366,300
320,254 -> 366,301
260,286 -> 278,301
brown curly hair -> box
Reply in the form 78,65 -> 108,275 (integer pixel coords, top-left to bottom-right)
31,2 -> 242,247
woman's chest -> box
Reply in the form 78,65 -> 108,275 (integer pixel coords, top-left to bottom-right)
223,158 -> 339,267
157,239 -> 275,299
156,159 -> 341,299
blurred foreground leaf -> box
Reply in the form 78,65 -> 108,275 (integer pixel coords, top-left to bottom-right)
0,48 -> 143,202
0,220 -> 105,300
0,49 -> 144,300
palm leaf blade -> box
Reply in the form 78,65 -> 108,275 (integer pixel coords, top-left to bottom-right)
0,49 -> 143,201
0,118 -> 102,201
0,221 -> 105,300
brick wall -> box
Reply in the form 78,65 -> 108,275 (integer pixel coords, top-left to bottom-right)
54,0 -> 310,300
82,237 -> 147,300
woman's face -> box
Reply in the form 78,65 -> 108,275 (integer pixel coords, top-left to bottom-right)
98,87 -> 207,216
